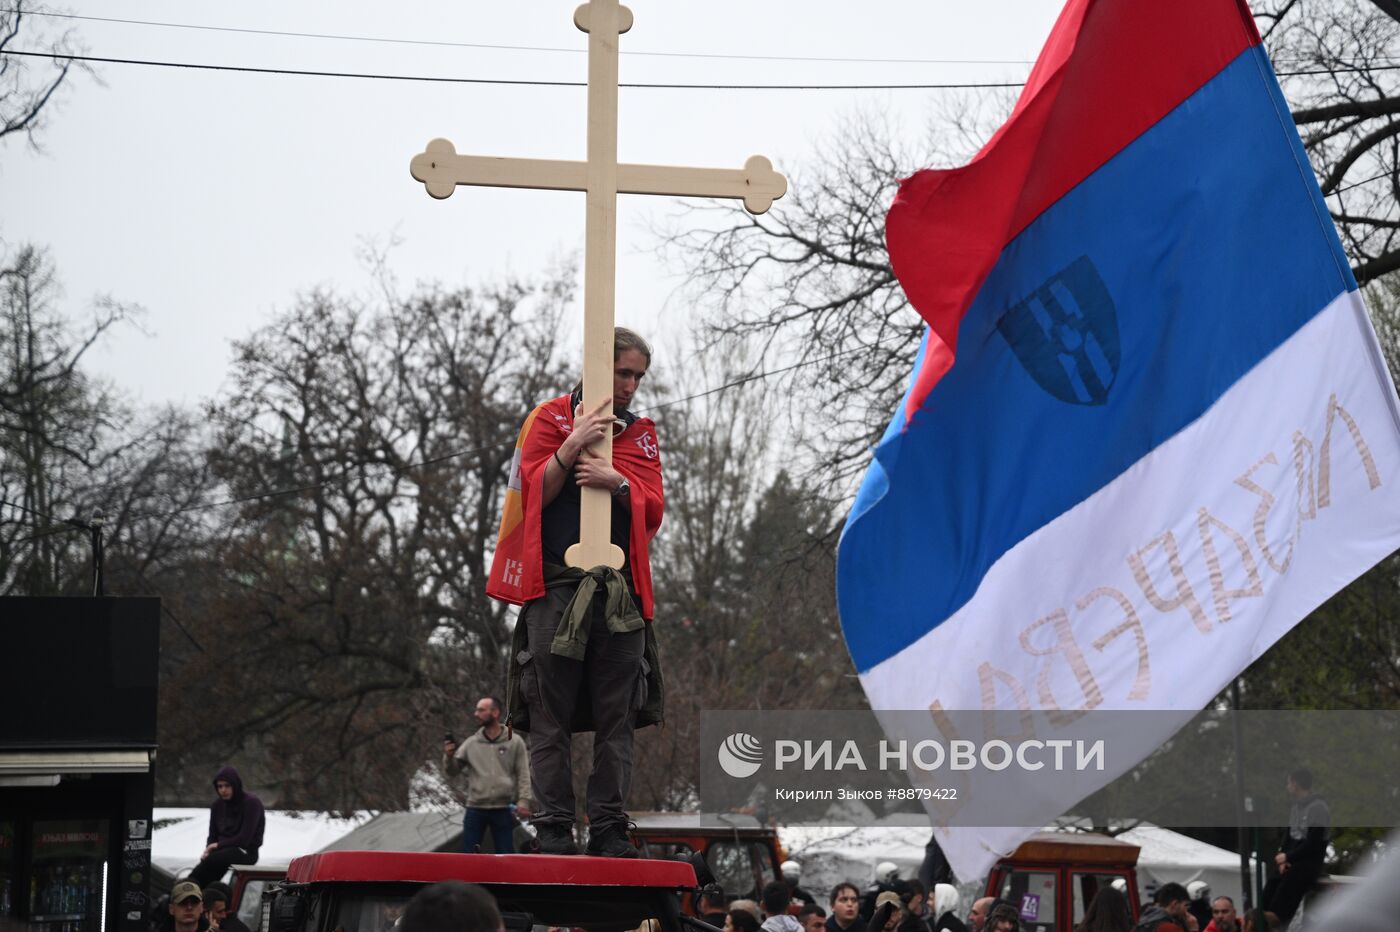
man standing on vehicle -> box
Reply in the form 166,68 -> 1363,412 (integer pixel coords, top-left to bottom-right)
490,329 -> 665,858
1260,767 -> 1329,927
442,696 -> 531,853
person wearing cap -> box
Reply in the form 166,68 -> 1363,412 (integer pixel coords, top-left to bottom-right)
871,888 -> 934,932
161,882 -> 210,932
873,892 -> 907,931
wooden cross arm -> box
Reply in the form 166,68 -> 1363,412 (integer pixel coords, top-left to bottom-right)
620,158 -> 787,214
410,139 -> 788,214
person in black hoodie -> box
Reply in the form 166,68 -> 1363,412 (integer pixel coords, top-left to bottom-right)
187,767 -> 266,887
1260,767 -> 1329,928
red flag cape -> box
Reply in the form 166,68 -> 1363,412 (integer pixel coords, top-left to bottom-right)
487,395 -> 664,619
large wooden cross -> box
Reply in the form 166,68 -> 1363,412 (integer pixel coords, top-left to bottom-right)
410,0 -> 787,571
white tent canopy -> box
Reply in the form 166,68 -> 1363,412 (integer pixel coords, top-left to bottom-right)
780,823 -> 1255,908
1119,823 -> 1254,907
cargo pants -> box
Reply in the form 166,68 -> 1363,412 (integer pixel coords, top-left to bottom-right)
520,583 -> 645,832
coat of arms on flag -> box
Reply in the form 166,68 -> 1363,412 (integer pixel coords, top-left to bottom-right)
837,0 -> 1400,879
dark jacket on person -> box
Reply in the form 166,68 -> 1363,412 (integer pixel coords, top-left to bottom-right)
1186,899 -> 1211,932
933,911 -> 969,932
1281,792 -> 1330,866
206,767 -> 265,858
154,913 -> 210,932
825,915 -> 859,932
1131,906 -> 1186,932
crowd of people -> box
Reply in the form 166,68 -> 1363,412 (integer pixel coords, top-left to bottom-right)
154,881 -> 254,932
173,329 -> 1333,932
177,750 -> 1328,932
691,873 -> 1285,932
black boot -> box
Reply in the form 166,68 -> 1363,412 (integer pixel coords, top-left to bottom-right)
533,822 -> 578,855
585,823 -> 639,858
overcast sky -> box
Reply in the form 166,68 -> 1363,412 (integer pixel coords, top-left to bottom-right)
4,1 -> 1059,408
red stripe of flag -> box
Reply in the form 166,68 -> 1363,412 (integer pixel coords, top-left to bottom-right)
887,0 -> 1262,424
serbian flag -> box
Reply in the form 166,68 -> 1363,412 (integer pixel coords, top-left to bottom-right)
837,0 -> 1400,879
488,395 -> 664,618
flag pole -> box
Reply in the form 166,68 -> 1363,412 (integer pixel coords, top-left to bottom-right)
1231,678 -> 1253,911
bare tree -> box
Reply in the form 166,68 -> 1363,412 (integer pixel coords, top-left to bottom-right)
629,341 -> 866,808
1261,1 -> 1400,283
0,1 -> 86,148
156,271 -> 573,809
657,115 -> 912,489
663,6 -> 1400,493
0,244 -> 140,594
657,105 -> 1008,489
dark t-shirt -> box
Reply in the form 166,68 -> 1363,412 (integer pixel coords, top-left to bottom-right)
540,464 -> 632,567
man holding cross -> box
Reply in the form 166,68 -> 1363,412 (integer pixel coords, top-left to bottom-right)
489,327 -> 664,857
411,0 -> 784,857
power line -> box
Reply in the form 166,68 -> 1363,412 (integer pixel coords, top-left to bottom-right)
117,331 -> 912,524
12,7 -> 1400,71
642,335 -> 909,414
1328,168 -> 1394,196
1,497 -> 61,522
0,50 -> 1027,90
4,326 -> 912,539
2,498 -> 90,543
5,8 -> 1039,67
10,520 -> 87,546
4,47 -> 1396,92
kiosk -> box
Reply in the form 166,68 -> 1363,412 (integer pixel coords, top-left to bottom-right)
1,597 -> 158,932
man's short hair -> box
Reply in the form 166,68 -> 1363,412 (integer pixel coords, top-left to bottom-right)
479,696 -> 502,713
798,904 -> 826,920
829,883 -> 859,906
761,881 -> 792,915
400,880 -> 501,932
201,886 -> 229,909
1289,767 -> 1314,790
1155,882 -> 1190,906
698,886 -> 726,910
1211,896 -> 1235,909
729,910 -> 762,932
